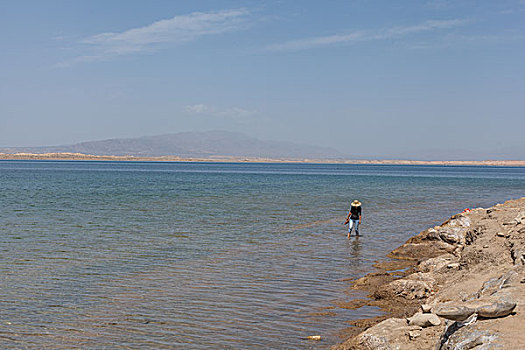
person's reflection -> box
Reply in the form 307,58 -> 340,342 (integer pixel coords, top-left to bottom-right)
350,236 -> 361,258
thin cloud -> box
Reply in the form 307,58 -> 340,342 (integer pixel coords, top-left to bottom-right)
59,9 -> 251,65
185,104 -> 256,119
265,32 -> 366,52
379,19 -> 468,38
264,19 -> 469,52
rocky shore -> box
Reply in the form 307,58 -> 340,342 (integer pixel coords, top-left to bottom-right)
334,197 -> 525,350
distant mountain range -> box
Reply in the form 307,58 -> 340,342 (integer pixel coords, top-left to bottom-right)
0,131 -> 344,159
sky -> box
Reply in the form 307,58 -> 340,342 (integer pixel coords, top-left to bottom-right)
1,0 -> 524,159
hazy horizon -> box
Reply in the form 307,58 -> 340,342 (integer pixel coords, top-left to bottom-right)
1,1 -> 524,159
2,130 -> 524,161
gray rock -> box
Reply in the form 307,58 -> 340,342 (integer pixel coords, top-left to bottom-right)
349,318 -> 413,350
452,216 -> 471,227
440,330 -> 496,350
437,313 -> 479,350
439,227 -> 465,245
476,301 -> 516,318
474,275 -> 507,298
421,304 -> 433,313
501,271 -> 519,288
407,313 -> 441,327
435,217 -> 471,245
435,305 -> 476,321
511,249 -> 525,266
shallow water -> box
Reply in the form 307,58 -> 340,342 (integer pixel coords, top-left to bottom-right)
1,161 -> 525,349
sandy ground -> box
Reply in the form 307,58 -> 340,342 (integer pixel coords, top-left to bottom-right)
1,152 -> 525,166
333,197 -> 525,350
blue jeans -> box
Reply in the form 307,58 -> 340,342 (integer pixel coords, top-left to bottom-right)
348,219 -> 360,235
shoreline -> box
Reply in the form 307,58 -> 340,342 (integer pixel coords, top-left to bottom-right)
1,152 -> 525,167
333,197 -> 525,349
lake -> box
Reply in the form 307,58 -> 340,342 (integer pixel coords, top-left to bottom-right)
1,161 -> 524,349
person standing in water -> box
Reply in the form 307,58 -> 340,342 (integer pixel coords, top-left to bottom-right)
344,200 -> 362,238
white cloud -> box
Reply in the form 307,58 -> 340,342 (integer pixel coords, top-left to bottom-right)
408,32 -> 525,50
184,104 -> 255,119
60,9 -> 251,65
185,104 -> 210,114
264,19 -> 469,52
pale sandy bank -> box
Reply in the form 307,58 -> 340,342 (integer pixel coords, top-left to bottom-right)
1,152 -> 524,166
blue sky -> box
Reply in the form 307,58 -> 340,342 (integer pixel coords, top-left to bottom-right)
1,0 -> 524,159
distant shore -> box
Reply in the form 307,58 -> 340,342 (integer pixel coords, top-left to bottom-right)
1,152 -> 524,167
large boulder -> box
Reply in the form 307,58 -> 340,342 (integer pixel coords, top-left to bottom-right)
440,329 -> 496,350
339,318 -> 418,350
476,301 -> 517,318
435,305 -> 476,321
437,216 -> 471,245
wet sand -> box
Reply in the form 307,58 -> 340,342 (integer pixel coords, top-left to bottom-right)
333,197 -> 525,349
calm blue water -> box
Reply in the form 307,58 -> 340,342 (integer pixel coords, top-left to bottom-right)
1,161 -> 524,349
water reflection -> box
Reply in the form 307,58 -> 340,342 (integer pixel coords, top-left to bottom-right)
350,236 -> 362,258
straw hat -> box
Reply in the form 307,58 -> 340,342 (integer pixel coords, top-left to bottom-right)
351,200 -> 361,207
